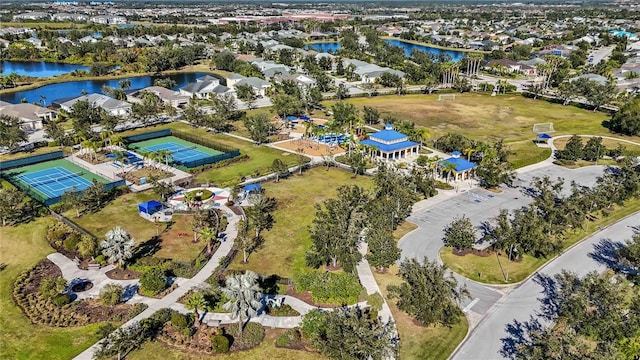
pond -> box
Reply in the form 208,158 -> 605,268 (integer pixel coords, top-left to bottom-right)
305,39 -> 467,62
1,60 -> 90,77
0,72 -> 212,104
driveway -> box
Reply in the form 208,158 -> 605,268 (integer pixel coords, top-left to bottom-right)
450,213 -> 640,360
399,164 -> 606,323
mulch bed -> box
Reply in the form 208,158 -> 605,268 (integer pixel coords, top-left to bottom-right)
158,323 -> 264,355
451,248 -> 491,257
13,259 -> 136,327
106,267 -> 140,280
285,286 -> 341,308
227,205 -> 244,216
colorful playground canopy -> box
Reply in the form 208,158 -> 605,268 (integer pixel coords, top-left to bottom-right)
138,200 -> 163,215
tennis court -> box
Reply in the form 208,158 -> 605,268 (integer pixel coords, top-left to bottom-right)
128,136 -> 224,167
3,158 -> 112,204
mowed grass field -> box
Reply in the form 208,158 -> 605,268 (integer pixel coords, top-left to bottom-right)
0,217 -> 105,360
325,93 -> 640,168
227,167 -> 372,278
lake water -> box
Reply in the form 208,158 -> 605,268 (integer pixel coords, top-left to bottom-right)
1,61 -> 90,77
0,72 -> 210,104
306,39 -> 466,62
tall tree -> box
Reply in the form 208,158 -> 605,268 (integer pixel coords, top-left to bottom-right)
388,257 -> 469,326
243,113 -> 272,144
0,114 -> 28,149
306,185 -> 369,272
609,98 -> 640,136
0,188 -> 24,226
442,215 -> 477,250
221,271 -> 262,335
61,186 -> 83,218
245,190 -> 277,238
302,307 -> 399,360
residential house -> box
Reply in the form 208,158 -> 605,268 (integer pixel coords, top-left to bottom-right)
275,73 -> 317,90
570,73 -> 609,86
343,59 -> 406,84
57,94 -> 132,116
52,13 -> 89,22
227,74 -> 271,97
90,15 -> 127,25
250,59 -> 291,77
13,12 -> 51,21
179,75 -> 232,99
24,38 -> 44,49
127,86 -> 189,108
0,102 -> 56,132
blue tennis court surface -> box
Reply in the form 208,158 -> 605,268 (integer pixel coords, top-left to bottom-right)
143,142 -> 213,164
18,166 -> 93,199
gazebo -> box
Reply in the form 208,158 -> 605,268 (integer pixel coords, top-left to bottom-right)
359,123 -> 420,161
437,151 -> 478,181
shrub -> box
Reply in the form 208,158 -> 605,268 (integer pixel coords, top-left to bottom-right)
366,292 -> 384,312
39,276 -> 68,300
224,322 -> 264,347
139,267 -> 167,295
296,271 -> 361,304
171,312 -> 191,330
94,255 -> 106,264
52,293 -> 72,307
63,233 -> 81,251
150,308 -> 176,324
96,323 -> 118,338
210,334 -> 230,353
129,303 -> 148,318
300,309 -> 329,340
77,235 -> 99,257
100,284 -> 124,306
276,332 -> 291,347
276,328 -> 302,347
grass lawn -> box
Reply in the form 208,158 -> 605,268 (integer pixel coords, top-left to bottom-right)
127,329 -> 326,360
325,93 -> 640,167
372,264 -> 469,360
505,140 -> 552,169
440,197 -> 640,284
227,167 -> 372,278
119,122 -> 302,188
553,136 -> 640,156
0,217 -> 106,360
66,192 -> 203,262
393,221 -> 419,241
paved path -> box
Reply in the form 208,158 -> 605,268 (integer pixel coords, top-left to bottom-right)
451,212 -> 640,360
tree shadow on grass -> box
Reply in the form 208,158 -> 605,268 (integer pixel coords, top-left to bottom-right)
130,236 -> 162,262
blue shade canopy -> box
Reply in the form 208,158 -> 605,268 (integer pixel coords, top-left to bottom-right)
244,183 -> 262,192
138,200 -> 163,215
537,133 -> 552,139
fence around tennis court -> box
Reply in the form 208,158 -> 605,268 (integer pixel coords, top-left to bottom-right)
123,128 -> 240,169
0,150 -> 64,171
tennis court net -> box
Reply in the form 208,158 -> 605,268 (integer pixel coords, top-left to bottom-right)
169,145 -> 198,155
25,171 -> 84,187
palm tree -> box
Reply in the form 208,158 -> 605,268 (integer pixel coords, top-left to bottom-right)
185,291 -> 208,327
464,147 -> 476,161
441,161 -> 457,183
427,155 -> 442,178
199,227 -> 217,254
118,79 -> 132,91
114,150 -> 130,176
100,227 -> 135,268
221,271 -> 262,335
109,134 -> 124,149
154,149 -> 172,169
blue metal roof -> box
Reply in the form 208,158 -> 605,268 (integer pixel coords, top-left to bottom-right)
438,157 -> 478,172
537,133 -> 552,139
244,183 -> 262,192
360,139 -> 419,152
370,129 -> 409,142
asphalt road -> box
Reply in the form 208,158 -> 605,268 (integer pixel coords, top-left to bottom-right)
451,213 -> 640,360
399,164 -> 606,324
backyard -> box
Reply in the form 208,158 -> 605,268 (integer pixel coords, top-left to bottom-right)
227,167 -> 373,279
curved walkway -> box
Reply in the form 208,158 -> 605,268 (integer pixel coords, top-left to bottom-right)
68,202 -> 393,359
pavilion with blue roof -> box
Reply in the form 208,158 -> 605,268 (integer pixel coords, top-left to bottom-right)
437,151 -> 478,181
359,124 -> 420,161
